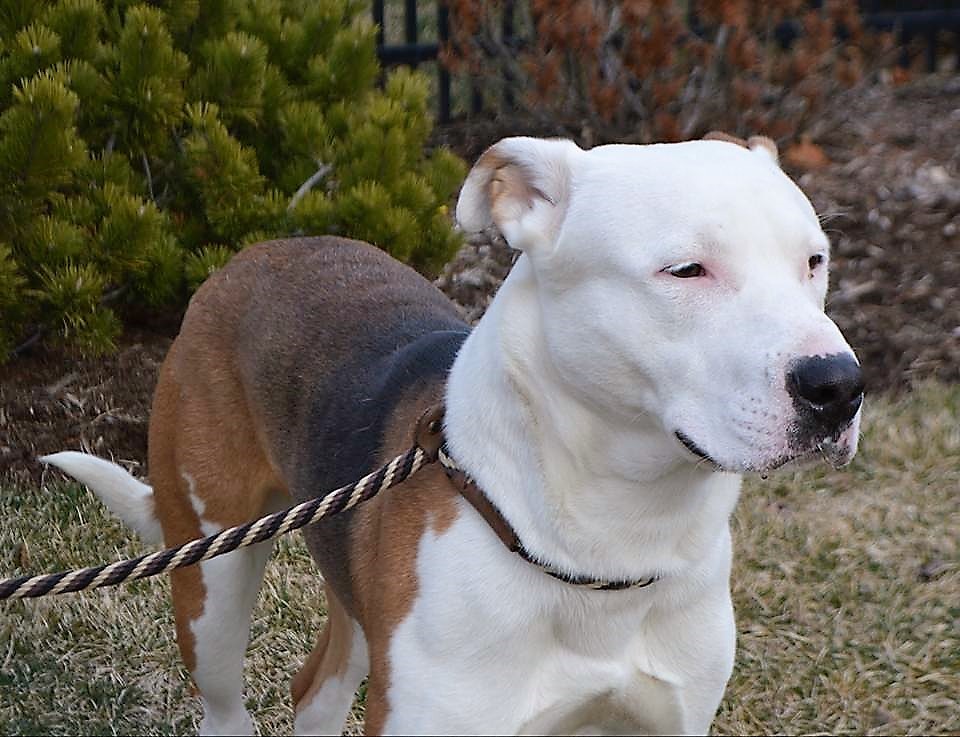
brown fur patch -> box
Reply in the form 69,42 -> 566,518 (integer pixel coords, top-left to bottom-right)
746,135 -> 779,162
704,130 -> 780,162
704,130 -> 749,148
291,585 -> 355,710
147,348 -> 203,673
477,149 -> 548,230
346,393 -> 461,734
143,237 -> 466,726
147,287 -> 288,674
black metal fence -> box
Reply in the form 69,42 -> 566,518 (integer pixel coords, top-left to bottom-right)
372,0 -> 449,121
372,1 -> 960,124
861,1 -> 960,70
371,0 -> 514,123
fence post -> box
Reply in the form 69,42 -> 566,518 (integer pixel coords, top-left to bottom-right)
924,26 -> 937,72
373,0 -> 385,48
502,0 -> 516,110
405,0 -> 419,68
438,1 -> 452,123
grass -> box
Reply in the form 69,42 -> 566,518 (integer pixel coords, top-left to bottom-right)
716,382 -> 959,735
1,383 -> 957,735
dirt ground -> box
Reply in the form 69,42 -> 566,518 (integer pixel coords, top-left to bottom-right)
2,74 -> 958,484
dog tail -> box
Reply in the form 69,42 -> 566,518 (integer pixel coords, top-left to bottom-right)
40,451 -> 164,545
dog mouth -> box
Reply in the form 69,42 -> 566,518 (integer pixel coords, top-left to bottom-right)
675,427 -> 857,474
784,412 -> 860,470
809,434 -> 858,469
675,430 -> 724,471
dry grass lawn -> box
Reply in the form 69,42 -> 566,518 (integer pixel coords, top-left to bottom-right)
1,383 -> 957,735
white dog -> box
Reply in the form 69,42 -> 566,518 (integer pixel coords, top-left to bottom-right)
44,133 -> 863,735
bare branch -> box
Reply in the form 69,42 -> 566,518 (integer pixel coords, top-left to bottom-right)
141,152 -> 155,202
287,163 -> 333,212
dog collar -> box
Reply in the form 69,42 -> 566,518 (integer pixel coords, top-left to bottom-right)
416,406 -> 658,591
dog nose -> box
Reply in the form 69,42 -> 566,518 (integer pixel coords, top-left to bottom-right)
787,354 -> 864,427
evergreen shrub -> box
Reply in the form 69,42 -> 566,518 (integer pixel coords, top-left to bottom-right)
0,0 -> 466,358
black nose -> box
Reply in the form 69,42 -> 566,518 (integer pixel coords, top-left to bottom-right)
787,353 -> 864,428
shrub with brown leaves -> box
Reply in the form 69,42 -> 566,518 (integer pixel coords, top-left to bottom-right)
443,0 -> 893,143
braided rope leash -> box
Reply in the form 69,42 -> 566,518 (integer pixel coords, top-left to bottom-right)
1,405 -> 658,600
0,445 -> 429,601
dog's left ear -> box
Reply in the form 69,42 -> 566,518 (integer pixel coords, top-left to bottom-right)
456,137 -> 582,253
703,131 -> 779,167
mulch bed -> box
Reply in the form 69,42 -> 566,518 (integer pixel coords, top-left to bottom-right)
0,328 -> 169,485
803,75 -> 960,390
2,75 -> 958,485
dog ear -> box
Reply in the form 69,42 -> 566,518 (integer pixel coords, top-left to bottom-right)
703,130 -> 779,166
456,137 -> 582,253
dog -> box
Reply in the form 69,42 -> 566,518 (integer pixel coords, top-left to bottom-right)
43,133 -> 863,735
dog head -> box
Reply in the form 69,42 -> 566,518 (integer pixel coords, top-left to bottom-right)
457,135 -> 863,474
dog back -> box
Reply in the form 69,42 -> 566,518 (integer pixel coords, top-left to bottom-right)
177,236 -> 469,607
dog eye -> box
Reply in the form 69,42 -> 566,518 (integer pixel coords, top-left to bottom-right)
665,262 -> 706,278
808,253 -> 825,271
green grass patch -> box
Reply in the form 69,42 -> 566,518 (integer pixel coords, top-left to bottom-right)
2,384 -> 958,734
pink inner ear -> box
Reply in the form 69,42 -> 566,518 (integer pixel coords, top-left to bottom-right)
488,164 -> 533,232
457,136 -> 580,251
490,163 -> 535,207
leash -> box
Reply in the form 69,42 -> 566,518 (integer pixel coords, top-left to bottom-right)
0,445 -> 431,601
2,406 -> 658,600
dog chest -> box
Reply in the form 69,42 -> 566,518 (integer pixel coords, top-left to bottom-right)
378,511 -> 736,734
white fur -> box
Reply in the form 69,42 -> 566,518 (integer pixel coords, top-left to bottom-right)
37,136 -> 862,735
182,471 -> 219,536
41,451 -> 283,735
40,451 -> 163,544
189,491 -> 287,736
191,543 -> 273,736
293,621 -> 368,736
384,514 -> 735,734
456,137 -> 581,252
393,136 -> 864,733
